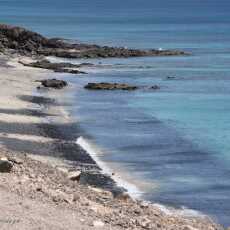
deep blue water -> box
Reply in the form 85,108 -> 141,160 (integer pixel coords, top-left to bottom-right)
1,0 -> 230,226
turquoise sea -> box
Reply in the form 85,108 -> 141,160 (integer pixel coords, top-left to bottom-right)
1,0 -> 230,226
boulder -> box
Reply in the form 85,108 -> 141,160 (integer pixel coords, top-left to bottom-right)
36,79 -> 68,89
68,171 -> 81,181
0,157 -> 13,173
84,82 -> 138,91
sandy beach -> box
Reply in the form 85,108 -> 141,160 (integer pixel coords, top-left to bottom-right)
0,53 -> 225,230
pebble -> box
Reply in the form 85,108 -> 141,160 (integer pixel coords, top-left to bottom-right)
93,220 -> 105,227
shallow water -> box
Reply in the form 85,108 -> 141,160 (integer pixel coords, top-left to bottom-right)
1,0 -> 230,226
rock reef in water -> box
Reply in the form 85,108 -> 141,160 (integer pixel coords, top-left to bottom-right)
85,82 -> 161,91
0,24 -> 188,58
19,59 -> 88,74
84,82 -> 138,90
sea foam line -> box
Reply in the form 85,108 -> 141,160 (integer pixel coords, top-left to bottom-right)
76,136 -> 142,199
76,136 -> 206,219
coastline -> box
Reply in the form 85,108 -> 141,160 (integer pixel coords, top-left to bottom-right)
0,53 -> 225,229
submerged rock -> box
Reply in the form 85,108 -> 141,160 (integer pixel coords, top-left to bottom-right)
36,79 -> 68,89
54,68 -> 87,74
84,82 -> 138,90
150,85 -> 160,90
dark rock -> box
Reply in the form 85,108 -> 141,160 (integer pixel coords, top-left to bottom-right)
8,156 -> 23,165
0,158 -> 13,173
150,85 -> 160,90
0,24 -> 188,58
54,68 -> 87,74
166,76 -> 176,80
19,59 -> 88,74
36,79 -> 68,89
84,82 -> 138,91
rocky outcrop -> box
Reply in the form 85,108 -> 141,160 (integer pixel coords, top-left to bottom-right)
84,83 -> 161,91
36,79 -> 68,89
38,47 -> 187,59
84,82 -> 138,90
19,59 -> 88,74
0,24 -> 188,58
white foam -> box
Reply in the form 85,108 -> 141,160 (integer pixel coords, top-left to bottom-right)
76,136 -> 142,198
76,137 -> 207,219
152,203 -> 205,219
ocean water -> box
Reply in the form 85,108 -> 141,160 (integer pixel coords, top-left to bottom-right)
1,0 -> 230,226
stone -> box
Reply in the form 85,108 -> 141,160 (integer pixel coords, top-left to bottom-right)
72,193 -> 81,202
0,157 -> 13,173
84,82 -> 138,91
140,201 -> 149,209
8,156 -> 23,165
138,218 -> 151,229
115,192 -> 131,201
93,220 -> 105,228
68,171 -> 81,181
150,85 -> 160,90
54,68 -> 87,74
36,79 -> 67,89
20,59 -> 88,74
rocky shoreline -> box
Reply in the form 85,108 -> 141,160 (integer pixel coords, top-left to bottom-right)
0,24 -> 227,229
0,56 -> 225,230
0,24 -> 188,59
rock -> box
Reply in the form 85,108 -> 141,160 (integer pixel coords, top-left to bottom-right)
138,217 -> 151,229
84,82 -> 138,90
8,156 -> 23,165
183,226 -> 199,230
166,76 -> 176,80
68,171 -> 81,181
115,192 -> 131,202
71,193 -> 81,202
150,85 -> 160,90
93,220 -> 105,228
140,201 -> 149,209
0,24 -> 188,58
89,186 -> 113,198
0,157 -> 13,173
20,59 -> 88,74
36,187 -> 42,192
54,68 -> 87,74
36,79 -> 67,89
